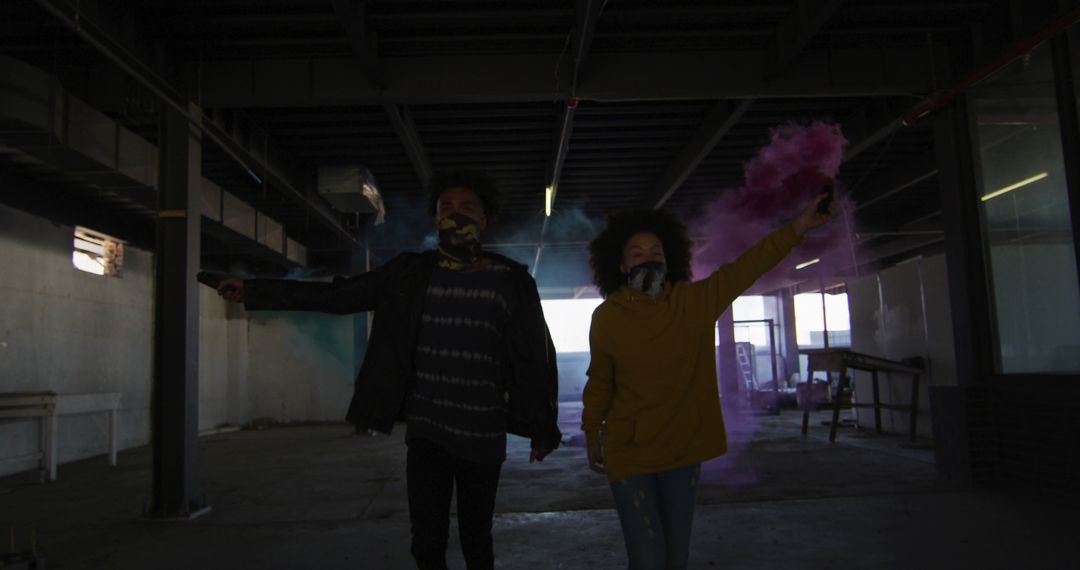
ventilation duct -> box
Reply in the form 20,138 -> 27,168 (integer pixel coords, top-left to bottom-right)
317,165 -> 386,224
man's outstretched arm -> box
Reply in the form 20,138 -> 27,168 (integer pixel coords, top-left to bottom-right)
215,264 -> 390,314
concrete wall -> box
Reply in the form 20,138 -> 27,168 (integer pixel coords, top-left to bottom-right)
0,202 -> 153,476
0,200 -> 360,478
244,310 -> 357,423
848,254 -> 957,438
198,287 -> 231,431
201,291 -> 357,427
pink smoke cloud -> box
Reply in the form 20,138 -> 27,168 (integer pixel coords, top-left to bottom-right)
689,121 -> 857,289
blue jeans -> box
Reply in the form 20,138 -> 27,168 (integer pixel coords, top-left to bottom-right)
610,463 -> 701,570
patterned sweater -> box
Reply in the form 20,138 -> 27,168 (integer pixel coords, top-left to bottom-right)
406,263 -> 512,464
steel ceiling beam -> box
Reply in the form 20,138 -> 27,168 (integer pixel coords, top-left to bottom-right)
330,0 -> 383,88
843,116 -> 907,162
770,0 -> 845,74
859,234 -> 945,263
332,1 -> 433,188
384,103 -> 434,187
841,40 -> 949,162
839,95 -> 915,162
192,46 -> 936,107
852,149 -> 938,211
642,99 -> 755,210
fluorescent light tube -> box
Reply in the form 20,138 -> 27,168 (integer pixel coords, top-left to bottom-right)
981,172 -> 1048,202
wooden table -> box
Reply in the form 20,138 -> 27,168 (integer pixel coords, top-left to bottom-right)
798,349 -> 923,442
0,391 -> 121,481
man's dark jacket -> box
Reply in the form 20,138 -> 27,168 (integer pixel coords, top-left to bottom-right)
243,250 -> 562,450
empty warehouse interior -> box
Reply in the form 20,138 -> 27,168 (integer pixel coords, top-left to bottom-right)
1,1 -> 1079,568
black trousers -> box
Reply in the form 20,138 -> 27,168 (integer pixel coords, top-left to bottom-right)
406,438 -> 502,570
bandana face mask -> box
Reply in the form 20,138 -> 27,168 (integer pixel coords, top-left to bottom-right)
626,261 -> 667,296
437,212 -> 483,267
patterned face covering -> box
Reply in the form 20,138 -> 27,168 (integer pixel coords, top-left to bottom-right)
437,212 -> 483,268
627,261 -> 667,296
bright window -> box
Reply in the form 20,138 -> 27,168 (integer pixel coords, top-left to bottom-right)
794,291 -> 850,348
732,295 -> 769,346
794,290 -> 851,382
541,298 -> 603,354
73,227 -> 123,277
732,295 -> 782,386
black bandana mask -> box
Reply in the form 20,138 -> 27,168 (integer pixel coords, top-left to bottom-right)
437,212 -> 483,267
627,261 -> 667,296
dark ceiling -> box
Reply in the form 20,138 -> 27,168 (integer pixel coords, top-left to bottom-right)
0,0 -> 1070,290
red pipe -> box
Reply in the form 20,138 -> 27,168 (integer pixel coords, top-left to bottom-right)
902,5 -> 1080,126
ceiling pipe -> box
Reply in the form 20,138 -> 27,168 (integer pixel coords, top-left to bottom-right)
548,98 -> 579,210
532,0 -> 608,278
532,97 -> 580,277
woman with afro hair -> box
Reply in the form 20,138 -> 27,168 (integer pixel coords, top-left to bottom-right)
582,193 -> 834,569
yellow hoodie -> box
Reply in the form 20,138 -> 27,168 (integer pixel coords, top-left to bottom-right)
582,226 -> 803,482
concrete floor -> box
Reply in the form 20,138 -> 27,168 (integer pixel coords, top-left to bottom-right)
2,406 -> 1077,569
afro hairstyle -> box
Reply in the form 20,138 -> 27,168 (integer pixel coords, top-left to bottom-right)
425,169 -> 501,220
588,209 -> 693,298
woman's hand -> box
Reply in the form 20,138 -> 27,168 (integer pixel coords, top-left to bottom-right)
587,433 -> 606,474
792,189 -> 837,237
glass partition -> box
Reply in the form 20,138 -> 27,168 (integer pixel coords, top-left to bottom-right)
970,43 -> 1080,373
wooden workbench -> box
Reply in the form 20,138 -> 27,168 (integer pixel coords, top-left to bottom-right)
798,349 -> 923,442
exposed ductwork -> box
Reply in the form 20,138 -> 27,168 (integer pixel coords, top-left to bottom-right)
317,165 -> 385,224
0,55 -> 306,267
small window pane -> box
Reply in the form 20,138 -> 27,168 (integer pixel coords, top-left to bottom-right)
73,227 -> 124,277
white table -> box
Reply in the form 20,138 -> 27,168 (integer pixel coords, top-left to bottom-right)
0,391 -> 122,482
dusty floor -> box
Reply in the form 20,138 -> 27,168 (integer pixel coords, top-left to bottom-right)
1,405 -> 1076,569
